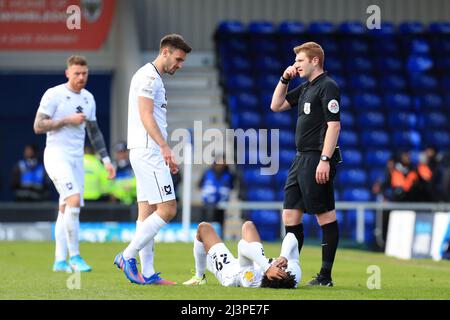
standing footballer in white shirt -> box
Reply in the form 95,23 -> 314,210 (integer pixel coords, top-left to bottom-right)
114,34 -> 192,285
34,55 -> 116,273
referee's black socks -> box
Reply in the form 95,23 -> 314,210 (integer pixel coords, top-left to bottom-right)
285,223 -> 304,254
320,220 -> 339,279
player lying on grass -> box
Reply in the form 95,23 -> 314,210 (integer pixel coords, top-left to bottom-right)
183,221 -> 301,288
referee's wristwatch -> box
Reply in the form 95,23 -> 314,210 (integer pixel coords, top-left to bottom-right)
280,76 -> 290,84
320,155 -> 331,162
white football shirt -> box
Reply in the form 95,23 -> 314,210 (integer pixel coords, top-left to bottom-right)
37,84 -> 96,158
127,63 -> 168,150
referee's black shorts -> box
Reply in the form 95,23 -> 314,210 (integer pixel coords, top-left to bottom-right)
283,151 -> 336,215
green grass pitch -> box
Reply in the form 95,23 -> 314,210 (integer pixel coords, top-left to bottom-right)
0,241 -> 449,300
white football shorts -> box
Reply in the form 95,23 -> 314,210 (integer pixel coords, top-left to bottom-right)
207,243 -> 241,287
43,148 -> 84,206
129,148 -> 176,204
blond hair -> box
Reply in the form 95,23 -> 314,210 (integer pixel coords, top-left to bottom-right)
293,42 -> 324,69
67,55 -> 88,67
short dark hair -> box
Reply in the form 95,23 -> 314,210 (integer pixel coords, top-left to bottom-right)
67,55 -> 88,67
160,34 -> 192,53
260,271 -> 297,289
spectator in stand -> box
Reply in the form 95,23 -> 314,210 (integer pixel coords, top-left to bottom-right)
416,147 -> 440,202
10,144 -> 50,202
389,151 -> 421,202
83,144 -> 110,202
198,153 -> 235,232
439,150 -> 450,202
110,142 -> 136,205
372,157 -> 395,201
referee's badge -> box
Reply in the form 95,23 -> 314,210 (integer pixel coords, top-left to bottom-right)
328,99 -> 340,113
304,102 -> 311,114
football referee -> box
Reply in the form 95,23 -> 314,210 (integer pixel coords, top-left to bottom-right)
270,42 -> 341,286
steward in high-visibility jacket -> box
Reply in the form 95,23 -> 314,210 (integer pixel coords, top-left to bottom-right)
83,151 -> 110,201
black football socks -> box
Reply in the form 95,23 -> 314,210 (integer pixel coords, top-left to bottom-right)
320,220 -> 339,280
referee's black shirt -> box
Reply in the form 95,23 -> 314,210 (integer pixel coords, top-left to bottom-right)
286,72 -> 340,152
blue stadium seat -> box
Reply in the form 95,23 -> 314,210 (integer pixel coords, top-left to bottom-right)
420,112 -> 448,129
279,150 -> 296,166
436,58 -> 450,72
339,21 -> 366,34
221,55 -> 251,72
429,22 -> 450,33
340,111 -> 355,128
399,21 -> 425,34
256,74 -> 280,90
279,21 -> 306,34
362,130 -> 390,147
338,168 -> 368,187
259,91 -> 273,109
406,55 -> 434,73
216,21 -> 247,53
341,149 -> 363,166
410,39 -> 430,54
389,112 -> 418,129
250,210 -> 280,241
365,149 -> 392,167
342,188 -> 372,201
277,129 -> 296,148
332,74 -> 348,91
409,150 -> 420,166
248,21 -> 276,34
358,111 -> 385,128
353,93 -> 382,110
320,39 -> 339,55
340,93 -> 351,110
274,169 -> 289,188
255,55 -> 283,72
265,112 -> 293,129
425,131 -> 450,149
246,188 -> 276,201
343,39 -> 369,54
217,20 -> 246,34
409,74 -> 438,92
248,21 -> 278,53
384,93 -> 412,111
369,167 -> 387,185
445,94 -> 450,110
392,130 -> 422,148
373,38 -> 399,55
226,74 -> 255,90
242,169 -> 273,187
326,56 -> 343,73
380,75 -> 407,92
376,57 -> 403,72
235,111 -> 263,129
347,57 -> 373,72
335,191 -> 340,202
276,189 -> 284,201
309,21 -> 335,33
432,38 -> 450,55
339,130 -> 359,148
442,76 -> 450,92
415,93 -> 443,111
350,74 -> 377,91
228,93 -> 259,112
368,22 -> 396,35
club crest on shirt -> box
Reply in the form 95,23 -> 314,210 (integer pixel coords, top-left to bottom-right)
244,271 -> 255,281
303,102 -> 311,114
163,185 -> 172,195
328,99 -> 340,114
